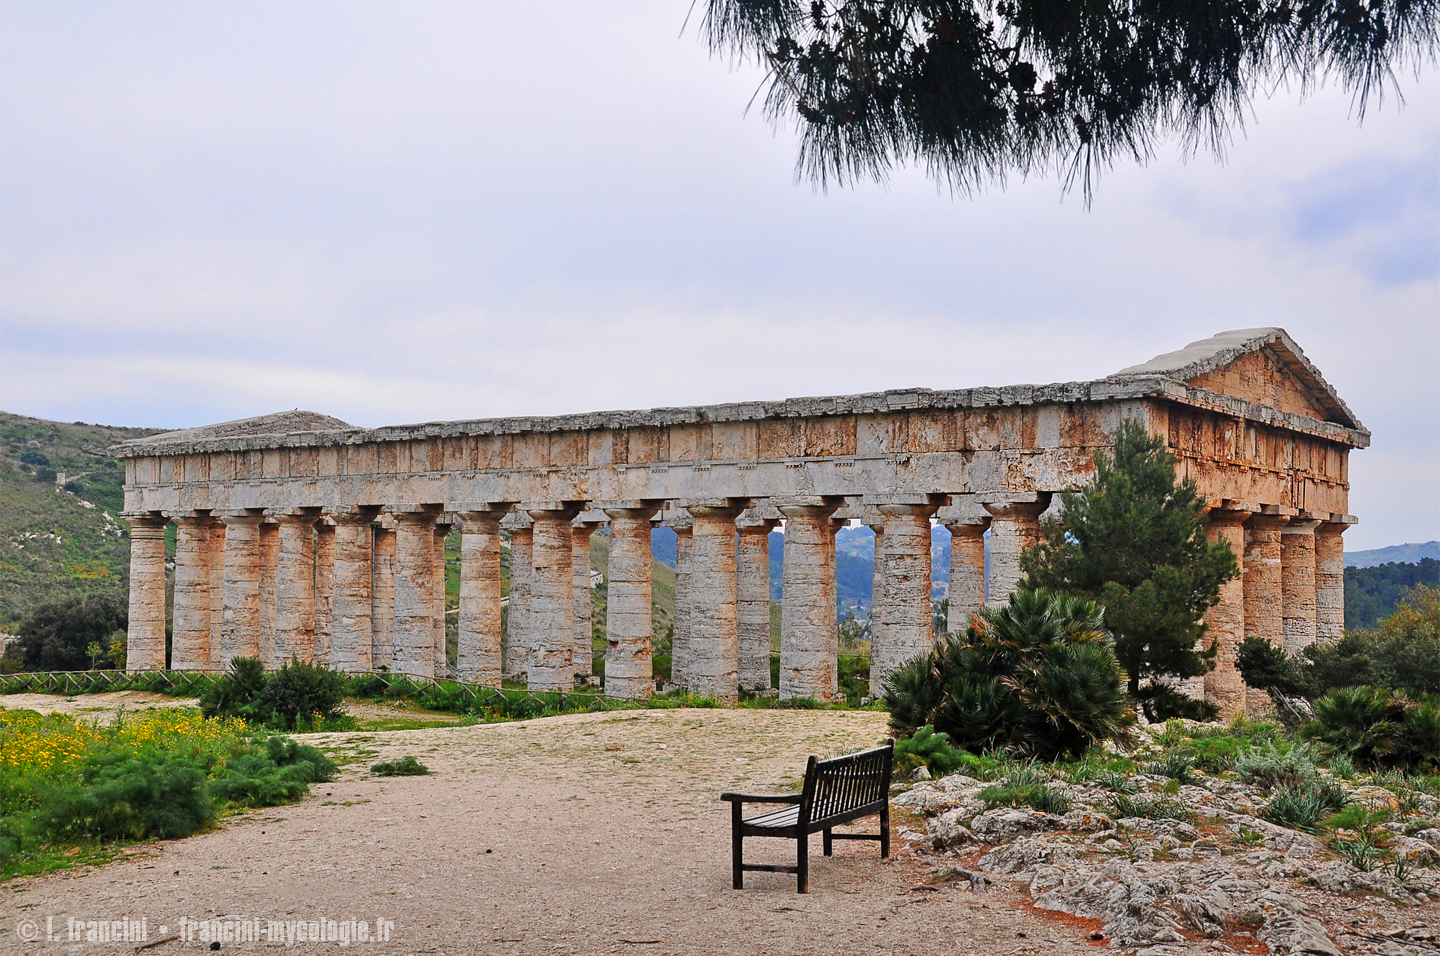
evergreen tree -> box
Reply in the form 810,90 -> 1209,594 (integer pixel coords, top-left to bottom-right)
699,1 -> 1437,201
1021,419 -> 1238,720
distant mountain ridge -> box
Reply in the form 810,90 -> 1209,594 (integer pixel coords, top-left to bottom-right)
1345,541 -> 1440,568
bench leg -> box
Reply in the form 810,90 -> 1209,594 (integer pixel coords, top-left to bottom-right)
796,832 -> 809,894
880,805 -> 891,859
823,827 -> 832,856
731,802 -> 744,890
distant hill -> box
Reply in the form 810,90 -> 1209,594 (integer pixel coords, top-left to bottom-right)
1346,541 -> 1440,568
1345,558 -> 1440,630
0,412 -> 167,625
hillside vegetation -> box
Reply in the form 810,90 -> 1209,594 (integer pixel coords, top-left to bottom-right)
1344,558 -> 1440,629
0,413 -> 164,627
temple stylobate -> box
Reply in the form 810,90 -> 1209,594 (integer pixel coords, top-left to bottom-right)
113,328 -> 1368,716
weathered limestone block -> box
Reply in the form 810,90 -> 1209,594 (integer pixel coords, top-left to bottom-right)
1204,509 -> 1250,718
208,517 -> 226,671
371,524 -> 396,669
220,513 -> 264,666
779,502 -> 841,701
603,507 -> 658,699
873,503 -> 940,692
686,503 -> 746,701
983,496 -> 1050,608
571,518 -> 602,678
458,511 -> 504,686
329,509 -> 377,674
1243,514 -> 1286,713
171,515 -> 213,671
946,520 -> 988,634
527,507 -> 580,692
503,519 -> 533,681
258,519 -> 279,666
670,518 -> 694,689
274,514 -> 318,665
392,511 -> 439,679
1314,523 -> 1347,644
736,516 -> 777,692
313,520 -> 335,667
1281,520 -> 1319,654
433,521 -> 453,675
125,515 -> 169,672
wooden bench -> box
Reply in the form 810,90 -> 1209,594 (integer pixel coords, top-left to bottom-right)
720,740 -> 894,893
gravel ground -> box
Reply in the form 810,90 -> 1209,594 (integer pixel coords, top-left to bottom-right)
3,708 -> 1103,956
0,691 -> 200,723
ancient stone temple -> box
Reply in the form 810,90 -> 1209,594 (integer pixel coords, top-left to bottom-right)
114,328 -> 1367,716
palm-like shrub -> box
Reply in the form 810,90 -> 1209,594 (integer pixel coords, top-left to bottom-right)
1305,686 -> 1440,772
883,589 -> 1133,760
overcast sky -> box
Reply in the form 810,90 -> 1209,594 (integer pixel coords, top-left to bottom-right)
1,2 -> 1436,550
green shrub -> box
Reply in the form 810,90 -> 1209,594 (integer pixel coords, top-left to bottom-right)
371,756 -> 431,777
1304,686 -> 1440,772
1235,740 -> 1321,791
34,751 -> 214,841
199,657 -> 269,720
254,660 -> 347,730
1263,786 -> 1330,831
210,736 -> 336,807
894,726 -> 973,777
883,590 -> 1133,760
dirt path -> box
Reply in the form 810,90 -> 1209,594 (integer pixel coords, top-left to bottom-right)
4,708 -> 1098,955
0,691 -> 200,723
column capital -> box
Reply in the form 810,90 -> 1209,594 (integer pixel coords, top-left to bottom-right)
329,505 -> 382,526
1206,508 -> 1252,528
1246,513 -> 1290,531
603,505 -> 663,522
446,500 -> 515,514
687,503 -> 747,522
167,510 -> 214,525
458,510 -> 504,529
218,509 -> 267,526
387,502 -> 444,514
523,502 -> 584,521
945,517 -> 990,536
124,511 -> 169,529
392,510 -> 440,527
572,509 -> 610,529
980,492 -> 1052,519
879,501 -> 941,519
777,500 -> 843,520
1282,519 -> 1321,534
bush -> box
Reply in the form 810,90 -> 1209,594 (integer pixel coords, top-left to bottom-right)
199,657 -> 269,721
883,589 -> 1133,760
1107,792 -> 1191,820
13,595 -> 127,672
1235,740 -> 1321,791
980,782 -> 1070,814
1147,748 -> 1196,783
371,756 -> 431,777
1303,686 -> 1440,773
254,660 -> 347,730
210,736 -> 336,807
894,726 -> 973,777
34,751 -> 214,842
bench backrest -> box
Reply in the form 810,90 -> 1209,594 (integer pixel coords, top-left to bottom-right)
799,740 -> 894,826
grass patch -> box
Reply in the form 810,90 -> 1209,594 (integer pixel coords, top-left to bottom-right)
1107,792 -> 1192,821
370,756 -> 430,777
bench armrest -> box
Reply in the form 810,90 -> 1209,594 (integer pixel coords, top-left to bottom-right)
720,792 -> 803,804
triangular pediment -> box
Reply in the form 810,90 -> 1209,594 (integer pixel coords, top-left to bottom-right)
1111,328 -> 1363,430
137,410 -> 354,445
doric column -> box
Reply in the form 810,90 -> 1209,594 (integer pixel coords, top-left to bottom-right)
865,518 -> 885,646
872,502 -> 940,692
1203,508 -> 1250,718
371,523 -> 396,670
433,519 -> 454,677
171,513 -> 213,671
329,508 -> 378,674
125,514 -> 169,672
1243,514 -> 1286,714
945,519 -> 988,634
982,495 -> 1051,607
1282,519 -> 1320,654
571,515 -> 606,680
458,509 -> 506,686
1315,522 -> 1348,645
603,505 -> 661,700
258,519 -> 279,666
686,502 -> 746,701
503,515 -> 533,681
736,513 -> 778,693
392,509 -> 440,679
208,517 -> 226,671
274,513 -> 318,665
669,516 -> 695,689
527,506 -> 582,692
313,520 -> 335,667
219,512 -> 265,666
778,502 -> 842,701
